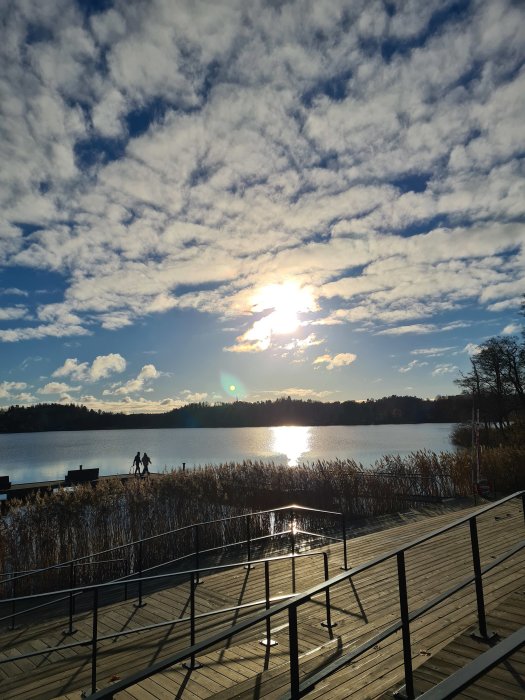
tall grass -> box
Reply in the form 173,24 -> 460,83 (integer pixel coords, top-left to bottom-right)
1,446 -> 523,596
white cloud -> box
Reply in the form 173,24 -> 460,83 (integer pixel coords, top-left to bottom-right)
0,0 -> 523,349
52,354 -> 126,382
432,364 -> 459,376
38,381 -> 79,394
463,343 -> 481,355
399,360 -> 429,373
313,353 -> 357,370
410,347 -> 456,357
0,306 -> 29,321
103,363 -> 159,395
90,353 -> 127,381
0,381 -> 28,399
502,323 -> 521,335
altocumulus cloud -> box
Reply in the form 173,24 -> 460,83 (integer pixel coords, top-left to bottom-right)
0,0 -> 523,348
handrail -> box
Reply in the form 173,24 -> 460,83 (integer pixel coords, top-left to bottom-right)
0,549 -> 330,664
85,490 -> 525,700
0,503 -> 344,590
418,625 -> 525,699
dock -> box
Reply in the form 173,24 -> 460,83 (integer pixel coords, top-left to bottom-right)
0,495 -> 523,699
0,472 -> 161,503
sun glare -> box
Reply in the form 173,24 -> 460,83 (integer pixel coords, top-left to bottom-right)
252,282 -> 315,337
272,426 -> 310,466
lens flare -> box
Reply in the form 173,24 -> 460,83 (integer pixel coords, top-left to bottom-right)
220,372 -> 246,399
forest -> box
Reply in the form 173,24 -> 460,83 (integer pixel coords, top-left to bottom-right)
0,394 -> 473,433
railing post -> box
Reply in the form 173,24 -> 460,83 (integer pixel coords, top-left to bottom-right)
321,552 -> 336,630
183,572 -> 202,669
394,551 -> 415,700
91,587 -> 99,694
8,574 -> 18,631
259,560 -> 277,647
341,512 -> 349,571
288,603 -> 300,699
521,492 -> 525,526
290,509 -> 296,557
469,518 -> 495,641
244,515 -> 254,569
64,561 -> 77,635
194,525 -> 201,584
134,540 -> 146,608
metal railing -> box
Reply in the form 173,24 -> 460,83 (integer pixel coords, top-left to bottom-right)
0,548 -> 335,694
83,490 -> 524,700
0,504 -> 348,605
418,625 -> 525,699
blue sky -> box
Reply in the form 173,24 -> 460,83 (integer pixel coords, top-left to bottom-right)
1,0 -> 524,413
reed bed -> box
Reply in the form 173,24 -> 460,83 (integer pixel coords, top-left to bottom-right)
1,446 -> 523,597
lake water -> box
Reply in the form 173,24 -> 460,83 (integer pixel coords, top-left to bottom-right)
0,423 -> 457,484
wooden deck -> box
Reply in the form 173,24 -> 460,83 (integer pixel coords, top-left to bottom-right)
381,586 -> 525,699
0,498 -> 523,699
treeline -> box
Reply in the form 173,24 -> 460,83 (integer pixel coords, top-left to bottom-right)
0,394 -> 473,433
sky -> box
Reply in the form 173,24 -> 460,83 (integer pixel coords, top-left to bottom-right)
1,0 -> 524,414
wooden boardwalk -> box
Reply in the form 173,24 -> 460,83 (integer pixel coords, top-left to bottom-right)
0,498 -> 523,699
381,586 -> 525,699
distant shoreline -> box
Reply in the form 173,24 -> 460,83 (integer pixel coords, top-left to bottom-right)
0,396 -> 471,434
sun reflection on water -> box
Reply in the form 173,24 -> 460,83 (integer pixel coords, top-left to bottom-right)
271,426 -> 310,466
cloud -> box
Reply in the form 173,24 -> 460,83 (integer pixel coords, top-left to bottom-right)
52,354 -> 126,382
0,306 -> 29,321
0,0 -> 523,350
103,364 -> 159,395
38,382 -> 79,394
313,353 -> 357,370
0,381 -> 28,399
377,324 -> 437,336
463,343 -> 481,356
410,347 -> 456,357
502,323 -> 521,335
399,360 -> 429,373
90,353 -> 127,381
432,364 -> 459,376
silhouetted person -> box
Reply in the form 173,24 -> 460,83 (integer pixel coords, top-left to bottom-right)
133,451 -> 141,476
141,452 -> 151,476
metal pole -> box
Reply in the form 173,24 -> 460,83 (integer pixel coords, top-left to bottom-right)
91,587 -> 98,694
65,561 -> 77,634
341,512 -> 349,570
259,560 -> 277,646
396,551 -> 414,700
194,525 -> 201,584
290,509 -> 296,557
521,492 -> 525,526
134,540 -> 145,608
9,574 -> 17,631
246,515 -> 252,568
469,518 -> 492,640
321,552 -> 335,630
288,603 -> 300,699
183,572 -> 202,669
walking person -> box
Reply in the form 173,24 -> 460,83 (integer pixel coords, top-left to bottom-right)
132,451 -> 142,476
141,452 -> 151,477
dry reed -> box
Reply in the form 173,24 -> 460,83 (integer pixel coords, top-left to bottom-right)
1,446 -> 523,596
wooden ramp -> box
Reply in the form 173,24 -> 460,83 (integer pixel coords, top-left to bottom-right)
0,499 -> 523,699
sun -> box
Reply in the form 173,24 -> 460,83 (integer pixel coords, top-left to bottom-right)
252,282 -> 315,336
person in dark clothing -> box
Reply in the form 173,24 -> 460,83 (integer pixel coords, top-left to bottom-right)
133,451 -> 141,475
141,452 -> 151,476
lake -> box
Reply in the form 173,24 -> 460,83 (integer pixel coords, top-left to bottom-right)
0,423 -> 457,484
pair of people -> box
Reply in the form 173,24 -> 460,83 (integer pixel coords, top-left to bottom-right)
132,451 -> 152,476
